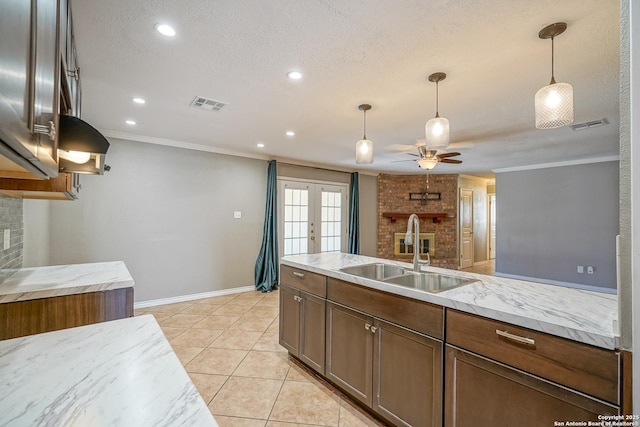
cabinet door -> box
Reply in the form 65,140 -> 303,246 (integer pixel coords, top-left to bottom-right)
279,285 -> 300,356
373,319 -> 442,427
299,291 -> 325,375
444,346 -> 619,427
325,302 -> 373,406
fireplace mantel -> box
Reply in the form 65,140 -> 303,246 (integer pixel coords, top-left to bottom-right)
381,212 -> 455,224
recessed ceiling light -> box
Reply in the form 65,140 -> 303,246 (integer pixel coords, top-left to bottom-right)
125,120 -> 136,125
257,143 -> 265,148
287,71 -> 303,80
286,131 -> 295,136
155,23 -> 176,37
132,97 -> 146,104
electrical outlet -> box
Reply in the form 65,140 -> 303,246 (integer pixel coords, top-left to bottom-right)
3,229 -> 9,250
587,266 -> 594,274
233,211 -> 242,219
577,265 -> 584,274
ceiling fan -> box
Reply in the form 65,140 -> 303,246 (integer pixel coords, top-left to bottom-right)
401,145 -> 463,170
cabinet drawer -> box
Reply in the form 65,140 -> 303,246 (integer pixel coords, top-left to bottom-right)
280,265 -> 326,298
327,278 -> 443,339
446,309 -> 619,404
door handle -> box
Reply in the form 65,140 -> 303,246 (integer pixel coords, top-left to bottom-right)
370,326 -> 378,334
293,295 -> 302,302
33,121 -> 56,141
496,329 -> 536,346
364,323 -> 371,331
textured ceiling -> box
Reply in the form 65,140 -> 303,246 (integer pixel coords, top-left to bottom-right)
70,0 -> 621,177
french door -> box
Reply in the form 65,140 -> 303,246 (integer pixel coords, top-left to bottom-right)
278,179 -> 348,257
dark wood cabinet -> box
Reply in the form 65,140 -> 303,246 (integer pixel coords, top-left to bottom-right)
279,284 -> 326,374
326,302 -> 374,405
326,301 -> 442,426
445,345 -> 618,427
0,287 -> 134,340
374,319 -> 442,427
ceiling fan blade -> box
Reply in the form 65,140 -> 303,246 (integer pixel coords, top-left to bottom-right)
437,152 -> 461,159
391,159 -> 417,163
406,153 -> 419,157
440,159 -> 462,164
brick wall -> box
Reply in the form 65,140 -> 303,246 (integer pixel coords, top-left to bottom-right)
0,195 -> 23,281
377,173 -> 458,269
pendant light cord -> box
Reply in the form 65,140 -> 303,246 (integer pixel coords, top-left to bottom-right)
435,82 -> 440,118
362,109 -> 367,139
550,36 -> 556,85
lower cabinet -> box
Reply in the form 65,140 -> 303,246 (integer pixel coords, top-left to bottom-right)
326,301 -> 442,426
445,345 -> 618,427
0,287 -> 134,340
279,284 -> 325,374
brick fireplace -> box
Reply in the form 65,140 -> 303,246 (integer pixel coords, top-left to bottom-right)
377,173 -> 459,270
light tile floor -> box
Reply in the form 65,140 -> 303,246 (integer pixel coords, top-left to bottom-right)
135,290 -> 386,427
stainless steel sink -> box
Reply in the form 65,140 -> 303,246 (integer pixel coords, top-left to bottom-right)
385,272 -> 478,293
340,263 -> 407,280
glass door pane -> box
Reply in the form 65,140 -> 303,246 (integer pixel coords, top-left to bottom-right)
282,184 -> 310,256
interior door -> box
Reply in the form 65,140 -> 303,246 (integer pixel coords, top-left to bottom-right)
460,188 -> 474,268
488,194 -> 496,259
278,179 -> 348,257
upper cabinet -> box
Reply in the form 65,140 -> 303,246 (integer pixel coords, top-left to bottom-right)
0,0 -> 61,179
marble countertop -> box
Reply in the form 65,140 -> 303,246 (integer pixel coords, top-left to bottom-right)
0,261 -> 134,303
281,253 -> 619,350
0,315 -> 218,427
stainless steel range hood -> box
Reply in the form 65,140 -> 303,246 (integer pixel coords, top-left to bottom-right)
58,115 -> 110,175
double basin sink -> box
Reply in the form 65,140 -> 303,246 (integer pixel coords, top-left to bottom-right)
339,263 -> 478,293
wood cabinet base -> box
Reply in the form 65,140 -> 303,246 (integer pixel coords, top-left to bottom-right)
0,288 -> 134,340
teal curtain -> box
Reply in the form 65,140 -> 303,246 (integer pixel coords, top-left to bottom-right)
254,160 -> 279,292
347,172 -> 360,254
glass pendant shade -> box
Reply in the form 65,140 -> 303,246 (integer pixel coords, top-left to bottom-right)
355,138 -> 374,164
535,82 -> 574,129
425,116 -> 450,149
418,157 -> 438,170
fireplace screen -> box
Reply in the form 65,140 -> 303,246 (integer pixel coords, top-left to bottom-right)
394,232 -> 435,257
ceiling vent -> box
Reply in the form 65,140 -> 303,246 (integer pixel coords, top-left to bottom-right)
190,96 -> 227,112
570,118 -> 608,131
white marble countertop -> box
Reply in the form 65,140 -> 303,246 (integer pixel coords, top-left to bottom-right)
281,253 -> 619,350
0,315 -> 218,427
0,261 -> 134,303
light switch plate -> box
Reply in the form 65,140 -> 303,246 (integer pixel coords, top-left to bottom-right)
3,229 -> 9,250
234,211 -> 242,219
577,265 -> 584,274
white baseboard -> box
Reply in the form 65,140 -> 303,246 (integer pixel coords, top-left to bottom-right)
494,272 -> 616,294
134,285 -> 256,309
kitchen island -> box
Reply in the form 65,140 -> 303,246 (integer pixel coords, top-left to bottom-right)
280,252 -> 623,427
0,315 -> 218,427
0,261 -> 135,340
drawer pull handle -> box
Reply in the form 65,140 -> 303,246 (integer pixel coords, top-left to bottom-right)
292,271 -> 305,278
293,296 -> 302,302
496,329 -> 536,346
364,323 -> 371,331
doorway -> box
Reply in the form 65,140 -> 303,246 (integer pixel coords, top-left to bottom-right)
277,179 -> 348,257
488,194 -> 496,259
459,188 -> 474,268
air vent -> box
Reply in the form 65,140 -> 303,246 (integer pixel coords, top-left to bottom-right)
570,118 -> 608,131
190,96 -> 227,111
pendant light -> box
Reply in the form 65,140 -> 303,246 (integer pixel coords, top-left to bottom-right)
535,22 -> 574,129
425,72 -> 450,150
355,104 -> 374,164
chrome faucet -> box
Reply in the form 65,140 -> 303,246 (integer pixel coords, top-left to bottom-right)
405,213 -> 430,272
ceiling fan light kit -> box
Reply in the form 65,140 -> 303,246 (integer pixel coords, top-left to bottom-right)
425,72 -> 450,150
355,104 -> 374,164
535,22 -> 574,129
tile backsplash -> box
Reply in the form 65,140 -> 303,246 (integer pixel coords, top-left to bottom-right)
0,195 -> 23,279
